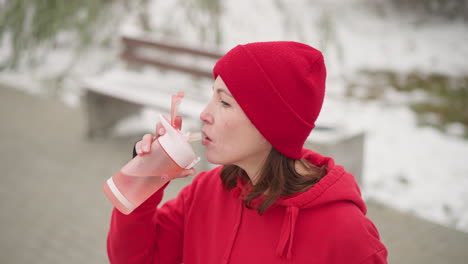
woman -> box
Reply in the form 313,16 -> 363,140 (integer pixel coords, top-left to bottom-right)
107,41 -> 388,263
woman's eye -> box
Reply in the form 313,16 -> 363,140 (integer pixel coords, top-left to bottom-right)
220,100 -> 231,107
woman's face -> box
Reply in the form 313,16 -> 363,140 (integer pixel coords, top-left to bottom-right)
200,76 -> 272,170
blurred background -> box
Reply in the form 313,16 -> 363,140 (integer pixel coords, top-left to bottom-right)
1,0 -> 468,263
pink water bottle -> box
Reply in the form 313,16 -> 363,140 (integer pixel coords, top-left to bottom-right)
103,94 -> 201,214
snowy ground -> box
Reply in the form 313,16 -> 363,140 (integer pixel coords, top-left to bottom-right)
1,0 -> 467,232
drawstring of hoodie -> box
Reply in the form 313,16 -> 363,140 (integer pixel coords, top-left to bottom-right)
276,206 -> 299,259
232,178 -> 302,260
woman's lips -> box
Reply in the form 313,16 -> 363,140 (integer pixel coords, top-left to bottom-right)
202,137 -> 211,146
202,132 -> 212,146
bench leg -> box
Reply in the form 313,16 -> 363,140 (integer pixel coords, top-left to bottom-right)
84,91 -> 142,139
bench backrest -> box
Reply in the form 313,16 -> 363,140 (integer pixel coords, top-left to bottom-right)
121,36 -> 224,79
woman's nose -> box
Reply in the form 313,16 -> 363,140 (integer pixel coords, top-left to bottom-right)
200,105 -> 213,124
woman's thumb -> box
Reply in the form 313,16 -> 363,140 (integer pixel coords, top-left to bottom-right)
178,168 -> 196,178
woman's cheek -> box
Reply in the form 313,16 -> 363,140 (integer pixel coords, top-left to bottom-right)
223,118 -> 234,131
223,110 -> 242,130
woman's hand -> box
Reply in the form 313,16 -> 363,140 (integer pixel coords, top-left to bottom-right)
134,120 -> 196,179
135,133 -> 157,156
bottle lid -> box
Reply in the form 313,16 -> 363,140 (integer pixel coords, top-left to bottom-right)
157,114 -> 200,169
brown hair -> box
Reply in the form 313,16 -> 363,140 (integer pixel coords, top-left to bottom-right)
220,148 -> 327,215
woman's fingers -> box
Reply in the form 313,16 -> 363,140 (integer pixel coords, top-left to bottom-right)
140,134 -> 153,153
142,134 -> 153,151
156,123 -> 166,137
135,134 -> 154,155
175,168 -> 196,179
135,140 -> 143,155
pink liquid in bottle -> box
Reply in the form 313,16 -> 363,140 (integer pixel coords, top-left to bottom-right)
102,93 -> 200,215
103,139 -> 187,214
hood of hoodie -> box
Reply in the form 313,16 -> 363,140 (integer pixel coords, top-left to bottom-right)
276,149 -> 366,212
230,148 -> 366,259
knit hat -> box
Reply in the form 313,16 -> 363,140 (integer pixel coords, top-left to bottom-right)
213,41 -> 326,160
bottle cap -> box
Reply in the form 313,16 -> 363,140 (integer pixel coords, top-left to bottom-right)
157,114 -> 200,169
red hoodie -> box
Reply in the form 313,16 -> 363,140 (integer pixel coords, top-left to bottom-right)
107,149 -> 388,263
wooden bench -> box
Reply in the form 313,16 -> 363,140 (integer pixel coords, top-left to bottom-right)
120,36 -> 223,79
81,35 -> 224,139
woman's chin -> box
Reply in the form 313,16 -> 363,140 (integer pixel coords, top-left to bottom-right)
206,152 -> 227,165
206,156 -> 222,165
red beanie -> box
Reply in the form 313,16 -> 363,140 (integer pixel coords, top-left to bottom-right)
213,41 -> 326,160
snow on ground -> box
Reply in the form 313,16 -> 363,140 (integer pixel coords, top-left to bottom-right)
1,0 -> 467,232
319,87 -> 468,231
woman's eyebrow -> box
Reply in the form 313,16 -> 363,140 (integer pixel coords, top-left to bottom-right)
215,88 -> 233,98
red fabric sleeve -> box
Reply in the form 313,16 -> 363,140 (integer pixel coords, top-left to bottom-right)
106,182 -> 188,264
359,248 -> 388,264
